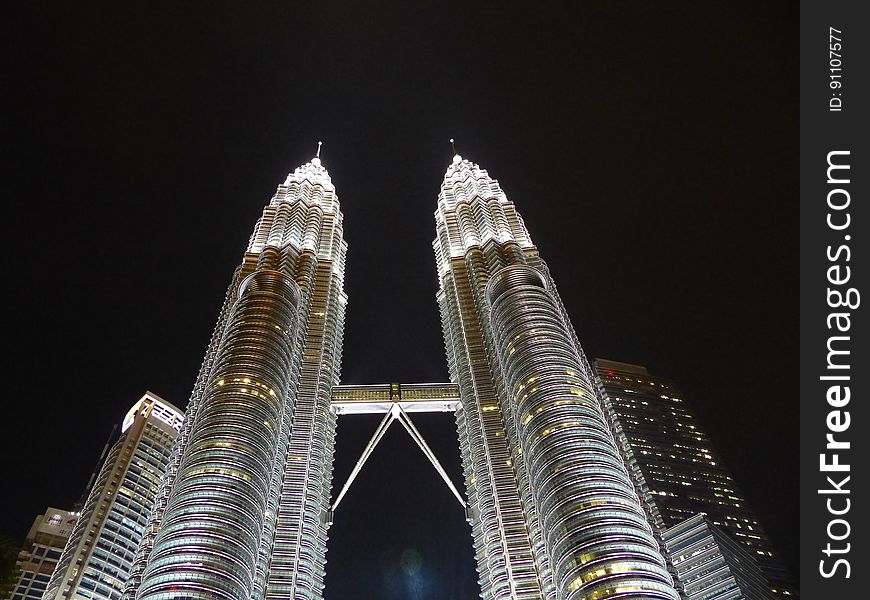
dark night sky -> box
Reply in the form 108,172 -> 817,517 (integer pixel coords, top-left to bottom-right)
5,2 -> 797,598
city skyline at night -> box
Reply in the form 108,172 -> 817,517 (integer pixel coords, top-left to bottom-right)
117,150 -> 682,600
8,149 -> 793,600
5,4 -> 798,599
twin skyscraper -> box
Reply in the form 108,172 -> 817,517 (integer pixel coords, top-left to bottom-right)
43,150 -> 732,599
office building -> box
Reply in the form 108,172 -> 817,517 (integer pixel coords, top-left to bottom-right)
663,514 -> 774,599
125,153 -> 348,600
6,508 -> 77,600
433,155 -> 679,599
594,359 -> 794,596
43,393 -> 183,600
121,150 -> 679,600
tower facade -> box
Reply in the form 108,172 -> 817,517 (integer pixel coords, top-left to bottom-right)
434,155 -> 679,600
663,514 -> 775,599
44,393 -> 183,600
124,156 -> 347,600
114,150 -> 684,600
6,508 -> 77,600
594,359 -> 795,596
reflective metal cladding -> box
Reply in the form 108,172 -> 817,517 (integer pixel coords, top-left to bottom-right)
119,150 -> 679,600
125,157 -> 347,600
138,263 -> 302,599
435,155 -> 679,599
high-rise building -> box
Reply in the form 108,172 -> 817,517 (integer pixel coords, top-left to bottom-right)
434,155 -> 678,600
125,153 -> 347,600
121,150 -> 679,600
6,508 -> 77,600
594,359 -> 795,596
663,514 -> 774,600
43,392 -> 183,600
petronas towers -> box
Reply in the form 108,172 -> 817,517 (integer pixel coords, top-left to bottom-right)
115,150 -> 680,600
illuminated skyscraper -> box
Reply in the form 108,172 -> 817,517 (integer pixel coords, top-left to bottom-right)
6,508 -> 77,600
43,392 -> 183,600
663,514 -> 775,600
434,155 -> 679,599
594,359 -> 795,597
120,150 -> 680,600
125,152 -> 347,600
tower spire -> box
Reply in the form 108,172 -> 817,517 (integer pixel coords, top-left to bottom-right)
312,141 -> 323,167
449,138 -> 461,164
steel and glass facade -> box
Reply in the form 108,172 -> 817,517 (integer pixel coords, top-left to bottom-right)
43,393 -> 183,600
434,156 -> 679,599
663,514 -> 774,600
123,157 -> 347,600
109,151 -> 686,600
594,359 -> 795,597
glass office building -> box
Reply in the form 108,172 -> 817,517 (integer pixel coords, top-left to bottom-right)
434,156 -> 678,599
594,359 -> 795,597
117,151 -> 681,600
124,155 -> 347,600
43,393 -> 183,600
663,514 -> 774,599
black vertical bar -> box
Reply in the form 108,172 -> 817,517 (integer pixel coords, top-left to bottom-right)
800,1 -> 867,597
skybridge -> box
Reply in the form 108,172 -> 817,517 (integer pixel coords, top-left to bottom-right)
329,382 -> 466,518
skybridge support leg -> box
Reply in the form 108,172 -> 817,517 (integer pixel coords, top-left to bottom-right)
330,404 -> 466,514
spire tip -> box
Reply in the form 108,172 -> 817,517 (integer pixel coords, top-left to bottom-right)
450,138 -> 461,164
